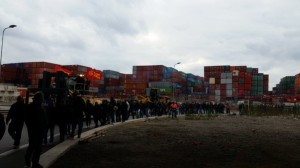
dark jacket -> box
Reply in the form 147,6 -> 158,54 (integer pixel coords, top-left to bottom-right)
25,101 -> 48,135
0,113 -> 5,140
6,101 -> 25,124
71,96 -> 86,120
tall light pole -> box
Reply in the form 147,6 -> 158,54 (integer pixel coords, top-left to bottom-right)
173,62 -> 181,101
0,25 -> 17,80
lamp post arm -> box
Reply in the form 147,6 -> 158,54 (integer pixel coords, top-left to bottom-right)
0,28 -> 8,79
0,25 -> 16,81
1,28 -> 8,65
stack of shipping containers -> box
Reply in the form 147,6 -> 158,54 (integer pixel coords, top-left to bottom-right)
295,74 -> 300,96
3,62 -> 58,88
205,65 -> 230,102
130,65 -> 165,95
205,65 -> 269,103
2,62 -> 273,101
162,67 -> 183,96
122,74 -> 134,95
25,62 -> 57,88
186,73 -> 207,94
277,76 -> 295,95
1,63 -> 28,86
102,70 -> 122,95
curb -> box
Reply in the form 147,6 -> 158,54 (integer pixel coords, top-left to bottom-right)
40,116 -> 162,168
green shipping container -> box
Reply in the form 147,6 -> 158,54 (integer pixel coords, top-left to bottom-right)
159,87 -> 172,93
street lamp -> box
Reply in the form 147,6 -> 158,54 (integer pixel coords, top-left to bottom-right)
0,25 -> 17,80
173,62 -> 181,101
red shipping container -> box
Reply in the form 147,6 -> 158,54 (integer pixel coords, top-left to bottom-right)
210,84 -> 216,90
252,68 -> 258,74
245,73 -> 252,78
245,84 -> 251,90
235,66 -> 247,72
245,77 -> 252,84
232,89 -> 238,96
232,76 -> 239,83
204,67 -> 210,72
220,84 -> 226,90
238,84 -> 245,90
233,83 -> 238,88
215,77 -> 220,84
230,66 -> 235,72
239,72 -> 245,78
238,90 -> 244,96
221,90 -> 226,96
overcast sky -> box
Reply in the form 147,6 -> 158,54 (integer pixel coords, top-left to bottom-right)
1,0 -> 300,89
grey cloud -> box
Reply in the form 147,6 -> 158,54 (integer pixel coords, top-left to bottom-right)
1,0 -> 300,89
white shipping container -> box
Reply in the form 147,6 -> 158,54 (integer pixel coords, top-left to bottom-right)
209,77 -> 215,84
226,84 -> 232,90
226,73 -> 232,79
226,89 -> 232,96
215,89 -> 221,96
221,79 -> 227,84
221,73 -> 227,79
215,95 -> 221,103
226,78 -> 232,84
232,70 -> 239,76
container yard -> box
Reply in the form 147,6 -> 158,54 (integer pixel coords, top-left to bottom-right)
1,61 -> 300,104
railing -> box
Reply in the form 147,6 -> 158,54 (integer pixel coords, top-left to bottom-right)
0,105 -> 10,117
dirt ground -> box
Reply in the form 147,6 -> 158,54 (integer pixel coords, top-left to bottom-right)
50,115 -> 300,168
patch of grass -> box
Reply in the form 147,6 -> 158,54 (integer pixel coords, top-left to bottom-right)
185,114 -> 217,120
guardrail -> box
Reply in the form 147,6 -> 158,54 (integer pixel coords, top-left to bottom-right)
0,105 -> 10,117
0,110 -> 8,118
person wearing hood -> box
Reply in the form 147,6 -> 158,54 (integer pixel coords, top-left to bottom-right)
0,112 -> 5,141
6,96 -> 25,148
24,92 -> 47,168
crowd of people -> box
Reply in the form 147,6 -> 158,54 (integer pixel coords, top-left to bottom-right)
179,102 -> 231,115
1,91 -> 236,168
0,91 -> 182,168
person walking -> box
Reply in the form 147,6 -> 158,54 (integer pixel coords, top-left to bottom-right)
226,103 -> 231,114
6,96 -> 25,148
93,102 -> 101,127
24,92 -> 47,168
85,99 -> 93,128
0,112 -> 5,141
43,98 -> 56,145
170,102 -> 178,119
70,92 -> 86,138
108,97 -> 117,124
100,100 -> 109,126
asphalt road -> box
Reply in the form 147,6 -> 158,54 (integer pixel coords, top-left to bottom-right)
0,122 -> 95,168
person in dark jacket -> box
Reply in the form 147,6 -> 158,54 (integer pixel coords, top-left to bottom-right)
100,100 -> 109,126
70,92 -> 86,138
24,92 -> 47,168
93,102 -> 101,127
0,113 -> 5,141
6,96 -> 25,148
108,97 -> 117,124
43,97 -> 56,145
85,99 -> 93,128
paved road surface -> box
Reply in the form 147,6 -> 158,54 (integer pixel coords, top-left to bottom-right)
0,123 -> 95,168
